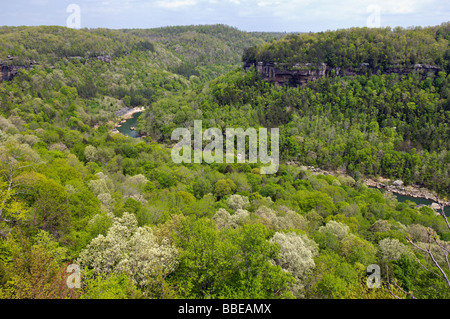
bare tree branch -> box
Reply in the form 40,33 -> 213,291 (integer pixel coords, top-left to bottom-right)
403,231 -> 448,282
404,225 -> 450,290
439,202 -> 450,231
425,229 -> 450,289
431,232 -> 450,274
393,279 -> 416,299
386,265 -> 402,299
414,255 -> 446,281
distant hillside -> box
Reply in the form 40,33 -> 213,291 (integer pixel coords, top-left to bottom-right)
0,26 -> 155,65
120,24 -> 285,78
243,23 -> 450,72
0,24 -> 284,80
0,24 -> 282,133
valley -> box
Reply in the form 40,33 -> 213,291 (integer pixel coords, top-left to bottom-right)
0,23 -> 449,300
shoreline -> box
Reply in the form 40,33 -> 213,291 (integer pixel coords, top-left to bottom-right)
364,178 -> 450,207
111,106 -> 145,134
288,162 -> 449,208
115,106 -> 145,121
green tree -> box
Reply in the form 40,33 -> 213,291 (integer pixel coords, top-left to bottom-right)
214,179 -> 237,199
32,178 -> 71,239
227,223 -> 294,298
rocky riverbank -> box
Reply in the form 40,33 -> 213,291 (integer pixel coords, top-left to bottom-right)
111,107 -> 145,134
365,177 -> 450,207
286,162 -> 449,210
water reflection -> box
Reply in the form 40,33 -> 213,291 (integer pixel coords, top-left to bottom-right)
116,112 -> 143,138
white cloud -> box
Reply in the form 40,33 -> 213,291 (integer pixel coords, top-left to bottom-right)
30,0 -> 49,5
156,0 -> 197,9
257,1 -> 281,7
379,0 -> 432,14
0,0 -> 447,31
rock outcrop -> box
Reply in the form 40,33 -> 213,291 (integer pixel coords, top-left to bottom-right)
96,55 -> 112,63
0,62 -> 34,82
244,61 -> 441,87
244,62 -> 329,86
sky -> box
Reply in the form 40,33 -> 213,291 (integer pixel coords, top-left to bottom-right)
0,0 -> 448,32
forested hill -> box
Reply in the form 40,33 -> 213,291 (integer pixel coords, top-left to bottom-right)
0,23 -> 450,300
0,26 -> 156,64
0,24 -> 281,125
137,24 -> 449,198
243,23 -> 450,71
120,24 -> 285,77
0,24 -> 283,79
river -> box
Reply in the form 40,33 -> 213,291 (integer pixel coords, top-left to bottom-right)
117,114 -> 449,217
116,111 -> 143,138
370,187 -> 450,216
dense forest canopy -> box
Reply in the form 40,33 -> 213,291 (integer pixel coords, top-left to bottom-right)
0,23 -> 449,300
243,23 -> 450,71
0,26 -> 155,64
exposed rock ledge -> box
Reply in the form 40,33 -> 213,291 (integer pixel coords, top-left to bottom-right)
1,63 -> 34,81
244,61 -> 441,87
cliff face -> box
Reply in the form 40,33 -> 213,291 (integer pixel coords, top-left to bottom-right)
244,61 -> 441,87
250,62 -> 328,86
0,63 -> 34,82
0,55 -> 36,82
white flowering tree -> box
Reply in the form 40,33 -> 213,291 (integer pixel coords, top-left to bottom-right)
212,208 -> 250,229
77,212 -> 178,291
84,145 -> 98,162
318,220 -> 349,240
88,172 -> 116,210
378,238 -> 413,261
122,174 -> 149,203
270,232 -> 319,297
226,194 -> 250,211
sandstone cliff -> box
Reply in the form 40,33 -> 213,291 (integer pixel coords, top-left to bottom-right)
0,63 -> 34,82
244,61 -> 441,87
